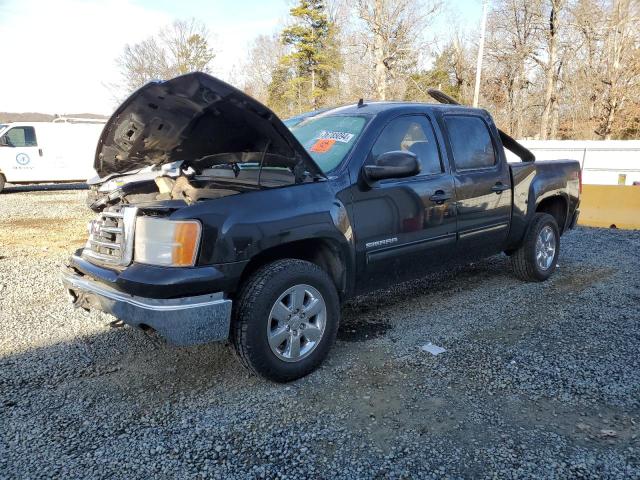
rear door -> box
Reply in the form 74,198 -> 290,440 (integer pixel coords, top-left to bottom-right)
442,113 -> 512,257
351,113 -> 457,293
0,126 -> 43,182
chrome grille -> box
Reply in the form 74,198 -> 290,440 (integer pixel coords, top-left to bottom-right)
82,206 -> 137,266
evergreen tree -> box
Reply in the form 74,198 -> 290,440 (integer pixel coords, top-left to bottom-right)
268,0 -> 340,116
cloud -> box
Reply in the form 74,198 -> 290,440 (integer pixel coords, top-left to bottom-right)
0,0 -> 171,114
0,0 -> 291,115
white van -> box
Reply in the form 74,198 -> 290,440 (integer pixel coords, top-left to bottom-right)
0,120 -> 105,192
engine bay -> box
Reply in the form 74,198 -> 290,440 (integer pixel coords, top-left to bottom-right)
88,162 -> 302,212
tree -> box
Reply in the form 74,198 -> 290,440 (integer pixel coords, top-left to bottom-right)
557,0 -> 611,138
404,39 -> 473,103
356,0 -> 440,100
566,0 -> 640,139
534,0 -> 568,139
485,0 -> 540,138
267,0 -> 341,116
595,0 -> 640,139
117,19 -> 215,95
245,0 -> 640,139
242,34 -> 286,105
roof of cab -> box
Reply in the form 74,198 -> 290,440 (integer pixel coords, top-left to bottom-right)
310,101 -> 481,118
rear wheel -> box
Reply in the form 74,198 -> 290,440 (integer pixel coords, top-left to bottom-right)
511,213 -> 560,282
0,174 -> 5,193
231,259 -> 340,382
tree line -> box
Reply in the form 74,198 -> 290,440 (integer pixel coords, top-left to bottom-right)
118,0 -> 640,140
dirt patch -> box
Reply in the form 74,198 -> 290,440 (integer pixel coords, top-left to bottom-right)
554,266 -> 616,293
338,316 -> 391,342
0,217 -> 87,251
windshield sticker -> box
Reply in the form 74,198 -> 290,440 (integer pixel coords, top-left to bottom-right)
318,130 -> 355,143
310,138 -> 336,153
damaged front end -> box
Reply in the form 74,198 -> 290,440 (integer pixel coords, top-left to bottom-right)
87,71 -> 325,212
66,72 -> 326,343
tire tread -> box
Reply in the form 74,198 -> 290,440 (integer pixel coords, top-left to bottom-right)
511,212 -> 559,282
230,259 -> 338,381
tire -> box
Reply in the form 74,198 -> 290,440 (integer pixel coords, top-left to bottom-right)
0,174 -> 5,193
511,212 -> 560,282
231,259 -> 340,382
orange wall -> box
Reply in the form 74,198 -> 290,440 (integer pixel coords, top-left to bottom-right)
579,185 -> 640,229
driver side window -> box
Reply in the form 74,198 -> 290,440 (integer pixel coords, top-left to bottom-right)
370,115 -> 442,176
3,127 -> 38,148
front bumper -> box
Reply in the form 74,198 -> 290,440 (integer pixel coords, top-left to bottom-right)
61,266 -> 232,346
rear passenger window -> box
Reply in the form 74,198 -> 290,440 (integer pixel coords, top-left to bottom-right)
3,126 -> 38,147
370,115 -> 442,176
444,116 -> 496,170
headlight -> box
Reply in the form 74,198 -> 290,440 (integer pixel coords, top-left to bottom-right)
134,217 -> 201,267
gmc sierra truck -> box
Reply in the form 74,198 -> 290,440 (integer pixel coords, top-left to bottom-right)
62,73 -> 580,382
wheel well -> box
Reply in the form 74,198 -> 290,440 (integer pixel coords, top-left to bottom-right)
536,196 -> 567,234
238,239 -> 347,299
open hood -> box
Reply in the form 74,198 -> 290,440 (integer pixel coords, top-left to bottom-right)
94,72 -> 325,179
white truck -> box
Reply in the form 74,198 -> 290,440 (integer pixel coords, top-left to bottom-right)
0,119 -> 105,192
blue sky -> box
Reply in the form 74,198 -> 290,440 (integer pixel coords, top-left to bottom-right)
0,0 -> 483,114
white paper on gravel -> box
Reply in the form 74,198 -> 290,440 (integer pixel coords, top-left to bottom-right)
421,343 -> 446,355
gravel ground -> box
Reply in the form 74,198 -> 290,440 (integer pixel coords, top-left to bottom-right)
0,190 -> 639,479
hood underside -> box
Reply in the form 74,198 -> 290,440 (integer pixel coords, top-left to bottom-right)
94,72 -> 324,179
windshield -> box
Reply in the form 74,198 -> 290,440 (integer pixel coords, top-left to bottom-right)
290,115 -> 367,172
283,107 -> 333,128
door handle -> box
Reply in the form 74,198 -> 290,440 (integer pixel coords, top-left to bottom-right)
491,182 -> 510,193
429,190 -> 451,204
38,148 -> 43,157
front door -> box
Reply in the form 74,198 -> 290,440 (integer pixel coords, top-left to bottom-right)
0,126 -> 43,182
442,114 -> 512,258
351,114 -> 457,293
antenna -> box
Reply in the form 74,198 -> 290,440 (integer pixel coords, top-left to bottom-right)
357,98 -> 365,108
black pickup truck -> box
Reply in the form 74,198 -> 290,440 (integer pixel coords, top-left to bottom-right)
62,73 -> 580,382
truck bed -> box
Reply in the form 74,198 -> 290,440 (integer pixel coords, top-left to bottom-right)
508,159 -> 581,246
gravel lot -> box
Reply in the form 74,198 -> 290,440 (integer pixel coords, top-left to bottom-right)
1,189 -> 639,479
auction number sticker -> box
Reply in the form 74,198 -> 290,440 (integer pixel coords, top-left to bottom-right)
318,130 -> 354,143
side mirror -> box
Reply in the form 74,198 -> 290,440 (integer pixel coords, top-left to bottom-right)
362,150 -> 421,185
0,136 -> 8,147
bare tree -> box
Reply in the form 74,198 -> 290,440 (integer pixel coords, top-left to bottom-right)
356,0 -> 440,100
235,0 -> 640,139
118,38 -> 172,94
534,0 -> 568,139
117,18 -> 215,95
562,0 -> 607,138
595,0 -> 640,139
242,34 -> 287,105
160,19 -> 216,76
486,0 -> 540,137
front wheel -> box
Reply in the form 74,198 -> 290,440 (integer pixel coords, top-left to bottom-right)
0,174 -> 5,193
231,259 -> 340,382
511,213 -> 560,282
